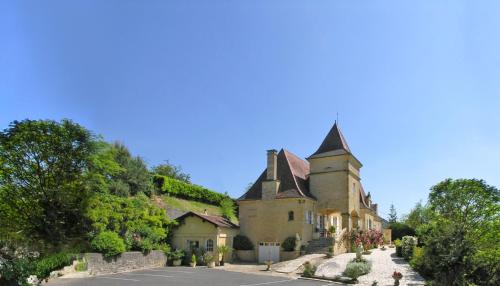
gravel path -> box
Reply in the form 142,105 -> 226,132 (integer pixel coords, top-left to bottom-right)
273,254 -> 325,273
315,248 -> 426,286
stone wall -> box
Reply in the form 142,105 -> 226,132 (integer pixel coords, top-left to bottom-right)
85,250 -> 167,275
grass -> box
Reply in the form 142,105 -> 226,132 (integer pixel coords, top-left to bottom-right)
153,195 -> 238,224
155,195 -> 221,215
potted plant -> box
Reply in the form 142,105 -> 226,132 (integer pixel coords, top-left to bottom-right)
326,246 -> 334,258
328,226 -> 336,238
392,271 -> 403,286
264,260 -> 273,271
217,245 -> 231,266
203,252 -> 215,268
190,254 -> 197,267
233,235 -> 255,262
168,249 -> 185,266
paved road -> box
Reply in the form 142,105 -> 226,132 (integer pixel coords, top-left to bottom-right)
46,267 -> 336,286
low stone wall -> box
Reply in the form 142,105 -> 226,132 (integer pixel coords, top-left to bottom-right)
235,250 -> 256,262
280,250 -> 300,261
85,250 -> 167,275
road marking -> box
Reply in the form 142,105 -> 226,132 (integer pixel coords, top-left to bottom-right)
240,280 -> 293,286
148,269 -> 194,273
95,276 -> 140,282
122,273 -> 174,278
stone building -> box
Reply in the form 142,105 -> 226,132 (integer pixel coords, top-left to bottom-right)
237,122 -> 383,262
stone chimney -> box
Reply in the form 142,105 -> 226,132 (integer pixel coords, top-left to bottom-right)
266,149 -> 278,180
262,149 -> 280,200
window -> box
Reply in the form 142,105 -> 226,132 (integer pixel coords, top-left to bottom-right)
305,211 -> 313,224
187,240 -> 199,251
288,211 -> 294,221
206,239 -> 214,252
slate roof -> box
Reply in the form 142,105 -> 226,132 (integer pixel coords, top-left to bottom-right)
238,149 -> 315,200
311,122 -> 351,156
359,184 -> 377,213
175,211 -> 239,228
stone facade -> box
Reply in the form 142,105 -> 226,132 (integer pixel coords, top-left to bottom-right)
85,250 -> 167,275
171,213 -> 239,263
237,122 -> 384,262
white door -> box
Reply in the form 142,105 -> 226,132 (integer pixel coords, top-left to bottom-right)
258,242 -> 280,263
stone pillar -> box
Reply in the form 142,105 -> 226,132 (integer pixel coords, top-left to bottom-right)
341,213 -> 350,230
266,149 -> 277,180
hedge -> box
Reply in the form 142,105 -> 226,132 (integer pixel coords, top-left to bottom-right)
153,175 -> 229,206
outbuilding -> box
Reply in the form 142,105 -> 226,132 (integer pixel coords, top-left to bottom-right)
171,211 -> 239,263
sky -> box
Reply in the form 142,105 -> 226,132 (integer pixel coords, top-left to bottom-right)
1,1 -> 499,219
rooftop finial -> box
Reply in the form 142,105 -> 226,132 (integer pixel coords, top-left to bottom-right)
336,112 -> 339,125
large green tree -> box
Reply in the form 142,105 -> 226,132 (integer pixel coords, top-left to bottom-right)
0,119 -> 95,247
152,161 -> 191,183
108,142 -> 152,197
422,179 -> 500,285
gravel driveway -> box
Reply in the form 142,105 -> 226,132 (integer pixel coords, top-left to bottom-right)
315,248 -> 426,285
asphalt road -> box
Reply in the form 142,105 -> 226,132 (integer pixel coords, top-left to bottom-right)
46,267 -> 336,286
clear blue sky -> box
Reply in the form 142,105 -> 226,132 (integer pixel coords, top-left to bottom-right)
1,1 -> 499,219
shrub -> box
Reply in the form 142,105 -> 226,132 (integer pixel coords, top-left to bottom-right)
282,237 -> 296,251
233,235 -> 254,250
394,239 -> 403,257
203,252 -> 214,263
34,252 -> 75,280
91,231 -> 126,257
86,193 -> 172,254
302,261 -> 316,278
389,222 -> 416,241
153,175 -> 229,206
220,197 -> 236,220
343,260 -> 371,281
409,246 -> 432,278
401,236 -> 417,260
168,249 -> 185,261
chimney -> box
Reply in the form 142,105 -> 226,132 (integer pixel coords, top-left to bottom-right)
266,149 -> 278,180
262,149 -> 280,200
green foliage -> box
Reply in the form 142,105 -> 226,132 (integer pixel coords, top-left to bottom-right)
343,259 -> 371,281
90,231 -> 126,257
388,222 -> 415,241
281,236 -> 296,251
153,175 -> 230,206
302,261 -> 316,278
74,259 -> 87,272
168,249 -> 185,261
191,254 -> 196,264
401,236 -> 417,260
233,235 -> 254,250
0,119 -> 95,246
388,204 -> 398,223
203,252 -> 214,263
86,193 -> 172,254
403,201 -> 431,230
110,142 -> 153,197
34,252 -> 75,280
409,246 -> 432,278
220,197 -> 236,220
152,161 -> 191,183
408,178 -> 500,285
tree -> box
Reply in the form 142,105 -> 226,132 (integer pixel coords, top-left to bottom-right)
388,204 -> 398,223
152,161 -> 191,183
109,142 -> 153,196
403,201 -> 431,229
422,178 -> 500,285
0,119 -> 95,247
220,197 -> 236,221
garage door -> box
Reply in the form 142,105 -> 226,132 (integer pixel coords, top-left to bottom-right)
258,242 -> 280,263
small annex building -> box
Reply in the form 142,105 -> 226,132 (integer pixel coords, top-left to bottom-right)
170,211 -> 239,262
